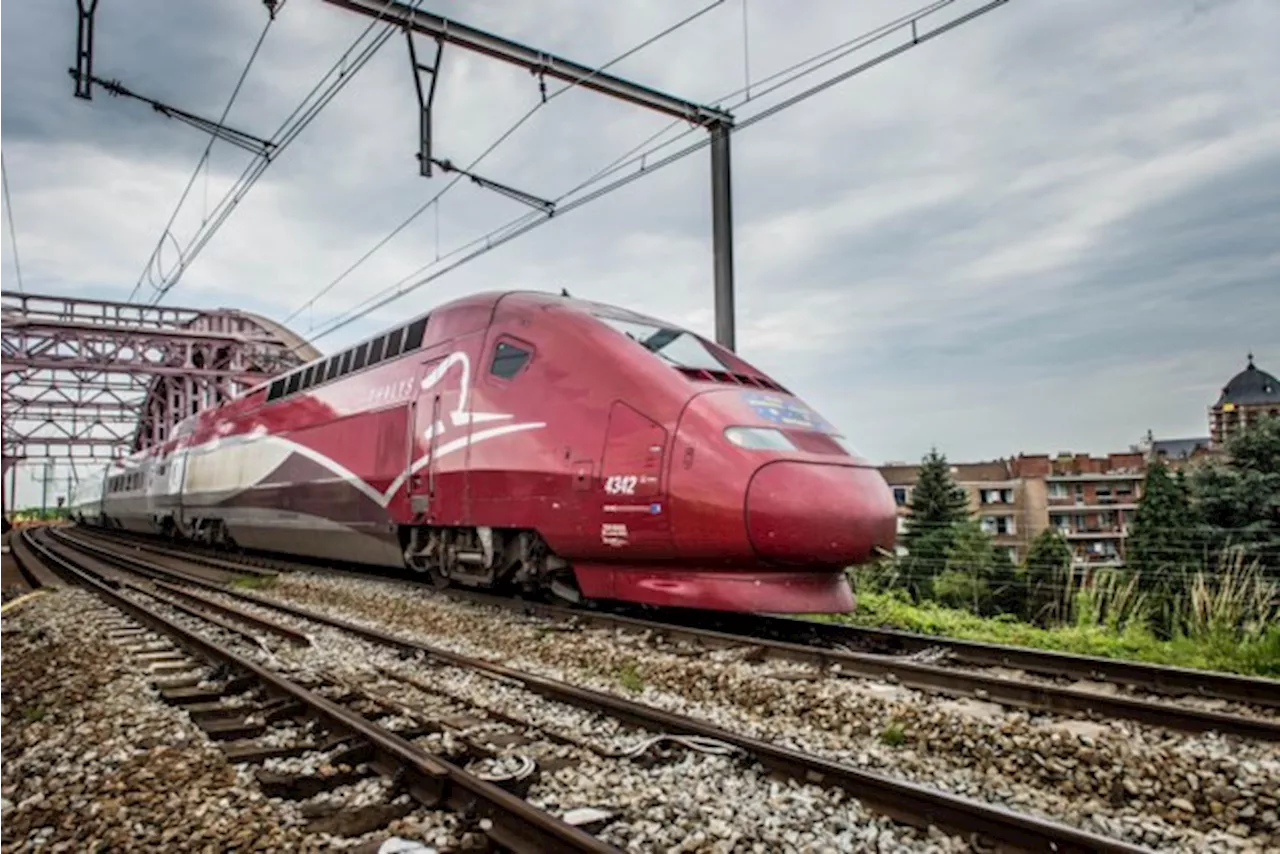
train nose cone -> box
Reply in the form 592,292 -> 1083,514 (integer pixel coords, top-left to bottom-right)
745,461 -> 896,565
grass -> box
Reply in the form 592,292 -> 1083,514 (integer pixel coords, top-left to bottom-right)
229,573 -> 277,590
879,722 -> 906,747
816,588 -> 1280,678
617,661 -> 645,694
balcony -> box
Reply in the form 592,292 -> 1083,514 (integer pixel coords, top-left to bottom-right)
1046,472 -> 1142,483
1065,527 -> 1127,539
1047,500 -> 1137,511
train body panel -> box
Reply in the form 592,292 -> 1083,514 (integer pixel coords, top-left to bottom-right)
84,290 -> 896,613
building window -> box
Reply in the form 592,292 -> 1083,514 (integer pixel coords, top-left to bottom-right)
980,515 -> 1015,536
1048,483 -> 1068,499
892,486 -> 910,506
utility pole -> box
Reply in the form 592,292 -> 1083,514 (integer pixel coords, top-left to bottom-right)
316,0 -> 740,349
40,461 -> 53,517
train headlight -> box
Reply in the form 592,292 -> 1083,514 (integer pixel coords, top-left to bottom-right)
724,426 -> 797,451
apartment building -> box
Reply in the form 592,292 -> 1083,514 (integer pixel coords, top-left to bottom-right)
879,460 -> 1047,564
1013,452 -> 1145,567
880,354 -> 1277,569
880,452 -> 1145,568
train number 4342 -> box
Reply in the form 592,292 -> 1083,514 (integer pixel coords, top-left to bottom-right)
603,475 -> 639,495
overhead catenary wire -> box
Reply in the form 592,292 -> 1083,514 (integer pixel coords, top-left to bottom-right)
280,0 -> 730,327
1,152 -> 25,293
294,0 -> 1005,349
289,0 -> 964,333
138,0 -> 415,307
129,8 -> 282,302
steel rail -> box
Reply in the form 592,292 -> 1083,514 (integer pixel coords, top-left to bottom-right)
24,529 -> 621,854
701,611 -> 1280,709
9,526 -> 63,591
49,530 -> 1154,853
150,579 -> 312,646
76,527 -> 1280,710
60,527 -> 1280,741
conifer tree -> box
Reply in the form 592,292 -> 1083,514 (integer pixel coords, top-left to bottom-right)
1128,459 -> 1196,591
900,448 -> 970,599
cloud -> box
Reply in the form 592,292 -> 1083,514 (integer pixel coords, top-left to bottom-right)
3,0 -> 1279,504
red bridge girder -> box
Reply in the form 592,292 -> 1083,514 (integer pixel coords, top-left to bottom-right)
2,292 -> 320,471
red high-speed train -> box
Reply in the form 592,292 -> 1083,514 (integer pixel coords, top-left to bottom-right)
69,291 -> 896,613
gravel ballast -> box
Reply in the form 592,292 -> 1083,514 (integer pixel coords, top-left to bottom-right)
0,587 -> 456,852
245,571 -> 1280,854
123,581 -> 969,853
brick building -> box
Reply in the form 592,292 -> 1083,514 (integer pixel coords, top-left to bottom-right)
1014,452 -> 1145,567
879,460 -> 1046,564
881,354 -> 1277,569
880,451 -> 1145,568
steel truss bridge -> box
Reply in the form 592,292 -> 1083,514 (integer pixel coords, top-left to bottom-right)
1,291 -> 318,512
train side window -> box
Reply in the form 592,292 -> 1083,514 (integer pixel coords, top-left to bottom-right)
353,342 -> 369,371
403,317 -> 428,351
490,341 -> 532,379
267,378 -> 286,401
385,327 -> 404,359
337,350 -> 352,376
369,336 -> 386,365
325,357 -> 341,382
301,365 -> 316,389
286,372 -> 302,395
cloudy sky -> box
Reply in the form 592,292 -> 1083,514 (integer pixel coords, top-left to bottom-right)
3,0 -> 1278,503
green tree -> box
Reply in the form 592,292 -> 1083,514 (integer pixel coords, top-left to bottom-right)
1192,418 -> 1280,574
931,520 -> 1024,617
900,448 -> 970,600
1023,528 -> 1072,626
1128,459 -> 1198,594
987,543 -> 1025,618
933,520 -> 995,613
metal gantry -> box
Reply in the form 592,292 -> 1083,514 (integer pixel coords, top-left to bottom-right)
319,0 -> 741,349
1,292 -> 318,509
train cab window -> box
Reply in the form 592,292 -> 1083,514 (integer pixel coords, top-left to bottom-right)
325,357 -> 341,382
286,371 -> 302,395
369,336 -> 386,365
490,341 -> 532,379
403,317 -> 428,351
385,327 -> 404,359
596,314 -> 730,372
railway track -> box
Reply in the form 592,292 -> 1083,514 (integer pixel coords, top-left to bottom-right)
35,526 -> 1156,853
24,528 -> 619,853
70,527 -> 1280,742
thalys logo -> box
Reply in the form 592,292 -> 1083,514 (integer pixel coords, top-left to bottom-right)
378,351 -> 547,499
418,351 -> 521,441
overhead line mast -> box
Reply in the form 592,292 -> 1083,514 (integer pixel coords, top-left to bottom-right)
317,0 -> 742,350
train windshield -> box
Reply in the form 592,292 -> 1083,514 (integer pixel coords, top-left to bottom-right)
596,315 -> 730,371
